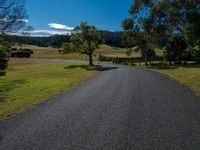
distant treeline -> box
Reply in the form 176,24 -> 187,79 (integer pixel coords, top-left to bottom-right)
5,31 -> 125,48
5,35 -> 70,48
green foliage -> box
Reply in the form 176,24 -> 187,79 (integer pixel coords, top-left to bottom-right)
62,43 -> 76,54
122,31 -> 136,48
190,46 -> 200,63
164,36 -> 187,64
0,37 -> 10,70
6,35 -> 70,48
141,47 -> 156,60
122,19 -> 134,31
10,48 -> 33,58
69,22 -> 102,65
123,0 -> 200,65
122,0 -> 155,65
100,31 -> 124,48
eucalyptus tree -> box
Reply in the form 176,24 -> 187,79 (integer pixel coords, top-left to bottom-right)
68,22 -> 102,66
122,0 -> 154,65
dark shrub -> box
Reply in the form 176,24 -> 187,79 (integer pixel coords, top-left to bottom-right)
0,38 -> 10,70
164,36 -> 187,64
11,49 -> 32,58
11,48 -> 17,52
191,46 -> 200,63
22,49 -> 33,54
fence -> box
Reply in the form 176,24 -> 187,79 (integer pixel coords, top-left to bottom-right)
99,55 -> 164,64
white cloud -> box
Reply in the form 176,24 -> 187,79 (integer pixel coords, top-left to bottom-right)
22,19 -> 29,23
48,23 -> 74,30
28,30 -> 71,36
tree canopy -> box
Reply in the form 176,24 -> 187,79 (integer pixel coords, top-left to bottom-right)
63,22 -> 102,65
0,0 -> 29,70
122,0 -> 200,65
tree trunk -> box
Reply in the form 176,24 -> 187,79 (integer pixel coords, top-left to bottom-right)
89,54 -> 93,66
145,49 -> 148,66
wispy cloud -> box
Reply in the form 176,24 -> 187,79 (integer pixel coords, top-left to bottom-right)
29,30 -> 71,36
10,29 -> 71,37
30,30 -> 71,35
48,23 -> 74,30
22,19 -> 29,23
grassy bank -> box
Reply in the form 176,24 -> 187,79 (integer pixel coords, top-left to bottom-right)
0,59 -> 97,120
148,65 -> 200,96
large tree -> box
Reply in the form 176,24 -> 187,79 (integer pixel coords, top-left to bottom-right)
149,0 -> 200,63
0,0 -> 29,70
0,0 -> 29,34
122,0 -> 154,65
66,22 -> 102,65
123,0 -> 200,64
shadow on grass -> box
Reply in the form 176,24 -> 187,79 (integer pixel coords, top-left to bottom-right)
147,65 -> 177,70
147,63 -> 200,70
0,71 -> 6,76
65,65 -> 118,71
0,79 -> 27,102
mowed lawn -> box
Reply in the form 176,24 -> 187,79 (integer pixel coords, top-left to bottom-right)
0,59 -> 97,120
150,65 -> 200,96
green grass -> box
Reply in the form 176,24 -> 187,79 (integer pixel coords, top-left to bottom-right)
148,64 -> 200,96
13,44 -> 153,60
0,58 -> 97,120
95,44 -> 142,57
13,44 -> 164,62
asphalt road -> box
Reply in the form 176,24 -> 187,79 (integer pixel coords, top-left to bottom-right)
0,65 -> 200,150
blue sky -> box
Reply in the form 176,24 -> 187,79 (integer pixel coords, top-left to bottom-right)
25,0 -> 132,36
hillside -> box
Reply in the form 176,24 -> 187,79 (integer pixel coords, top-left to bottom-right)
13,44 -> 164,60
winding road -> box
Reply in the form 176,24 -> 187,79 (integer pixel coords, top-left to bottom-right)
0,64 -> 200,150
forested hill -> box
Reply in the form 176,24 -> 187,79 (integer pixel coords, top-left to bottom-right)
5,31 -> 125,48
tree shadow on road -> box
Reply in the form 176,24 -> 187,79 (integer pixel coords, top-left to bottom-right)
65,65 -> 118,71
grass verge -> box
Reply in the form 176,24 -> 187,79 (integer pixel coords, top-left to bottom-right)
0,59 -> 97,120
147,64 -> 200,96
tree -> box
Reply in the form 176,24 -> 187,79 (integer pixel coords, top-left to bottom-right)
164,36 -> 187,64
0,37 -> 10,70
69,22 -> 102,65
0,0 -> 30,33
122,0 -> 154,65
123,0 -> 200,65
0,0 -> 29,70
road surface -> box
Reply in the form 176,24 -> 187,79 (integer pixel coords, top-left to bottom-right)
0,65 -> 200,150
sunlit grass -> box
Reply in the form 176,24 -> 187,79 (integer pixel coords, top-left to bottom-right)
0,59 -> 97,120
148,65 -> 200,96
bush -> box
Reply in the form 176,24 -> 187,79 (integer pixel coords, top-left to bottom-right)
191,46 -> 200,63
141,47 -> 156,61
22,49 -> 33,54
11,48 -> 32,58
0,38 -> 10,70
164,36 -> 187,64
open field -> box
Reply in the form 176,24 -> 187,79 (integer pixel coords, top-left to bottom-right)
0,58 -> 97,120
15,44 -> 164,60
148,65 -> 200,96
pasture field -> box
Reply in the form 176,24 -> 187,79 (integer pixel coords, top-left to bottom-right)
0,58 -> 97,120
14,44 -> 164,60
